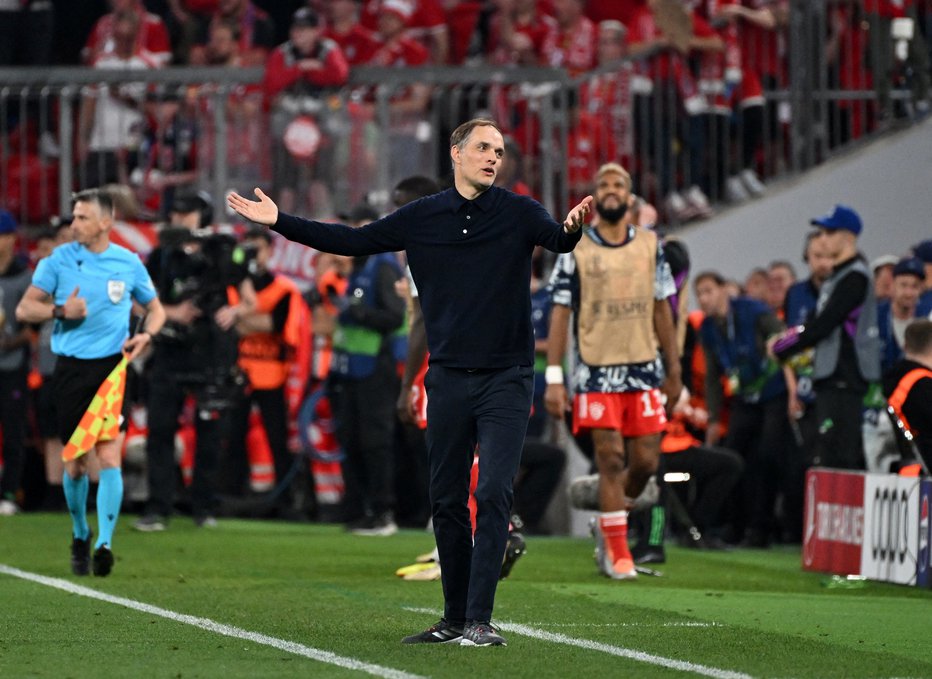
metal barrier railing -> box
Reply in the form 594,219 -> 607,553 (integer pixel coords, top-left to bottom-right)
0,1 -> 926,227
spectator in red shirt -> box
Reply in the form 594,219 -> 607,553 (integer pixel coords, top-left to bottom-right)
190,0 -> 278,67
487,0 -> 557,66
710,1 -> 788,196
584,0 -> 641,26
627,0 -> 722,222
323,0 -> 381,66
578,20 -> 635,177
161,1 -> 219,64
360,0 -> 449,64
541,0 -> 597,75
265,7 -> 350,216
444,1 -> 485,65
83,0 -> 172,66
362,0 -> 433,186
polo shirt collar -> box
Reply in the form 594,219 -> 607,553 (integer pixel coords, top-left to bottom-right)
448,185 -> 497,213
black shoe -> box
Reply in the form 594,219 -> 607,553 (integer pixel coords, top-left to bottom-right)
695,535 -> 733,551
401,619 -> 464,644
632,546 -> 666,564
499,531 -> 526,579
92,546 -> 114,577
70,530 -> 92,576
461,621 -> 507,647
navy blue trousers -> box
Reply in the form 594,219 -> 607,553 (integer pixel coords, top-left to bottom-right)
425,364 -> 533,624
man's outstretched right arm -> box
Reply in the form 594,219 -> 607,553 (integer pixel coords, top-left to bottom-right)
228,188 -> 403,256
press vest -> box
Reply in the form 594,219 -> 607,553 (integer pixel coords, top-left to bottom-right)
332,253 -> 403,379
812,258 -> 880,383
231,275 -> 302,390
574,227 -> 657,366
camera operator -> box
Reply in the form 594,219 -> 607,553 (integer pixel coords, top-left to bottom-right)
134,189 -> 256,531
221,227 -> 308,518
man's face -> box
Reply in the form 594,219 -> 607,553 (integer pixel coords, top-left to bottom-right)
552,0 -> 581,24
291,25 -> 320,53
377,12 -> 405,39
34,237 -> 56,260
328,0 -> 357,22
246,237 -> 270,272
206,25 -> 236,64
170,210 -> 201,230
71,200 -> 111,249
451,125 -> 504,193
873,265 -> 894,300
892,275 -> 922,311
695,278 -> 726,317
594,171 -> 630,223
597,27 -> 624,64
807,238 -> 835,283
767,265 -> 794,308
744,271 -> 768,301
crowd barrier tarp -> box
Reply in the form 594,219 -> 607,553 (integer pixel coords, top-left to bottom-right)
802,467 -> 932,587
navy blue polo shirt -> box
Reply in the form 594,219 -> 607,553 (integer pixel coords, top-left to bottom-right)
274,186 -> 581,369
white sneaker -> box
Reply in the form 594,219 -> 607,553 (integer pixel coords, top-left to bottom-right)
739,168 -> 766,197
684,185 -> 714,219
664,190 -> 697,222
726,175 -> 751,203
590,517 -> 637,580
0,499 -> 20,516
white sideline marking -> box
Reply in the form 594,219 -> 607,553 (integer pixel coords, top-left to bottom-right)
405,607 -> 753,679
521,621 -> 723,628
0,564 -> 425,679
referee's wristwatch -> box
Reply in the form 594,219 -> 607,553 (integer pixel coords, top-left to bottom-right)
52,305 -> 65,320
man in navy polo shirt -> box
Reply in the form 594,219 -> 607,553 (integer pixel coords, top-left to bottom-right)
229,117 -> 592,647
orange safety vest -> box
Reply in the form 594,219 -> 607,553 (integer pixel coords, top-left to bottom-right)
311,269 -> 349,381
231,276 -> 304,390
660,415 -> 701,453
887,366 -> 932,439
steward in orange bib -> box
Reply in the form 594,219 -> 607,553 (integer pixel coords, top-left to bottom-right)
223,227 -> 307,514
882,319 -> 932,470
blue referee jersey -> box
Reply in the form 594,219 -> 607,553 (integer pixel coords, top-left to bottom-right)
32,242 -> 156,359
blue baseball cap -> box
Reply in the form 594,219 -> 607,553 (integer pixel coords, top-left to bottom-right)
0,209 -> 17,235
810,204 -> 862,235
893,256 -> 926,281
912,239 -> 932,264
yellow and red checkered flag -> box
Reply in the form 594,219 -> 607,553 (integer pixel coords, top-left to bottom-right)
62,356 -> 129,462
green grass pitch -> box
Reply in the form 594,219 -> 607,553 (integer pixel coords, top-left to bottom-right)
2,514 -> 931,678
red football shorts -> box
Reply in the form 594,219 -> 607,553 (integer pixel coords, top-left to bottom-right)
573,389 -> 667,436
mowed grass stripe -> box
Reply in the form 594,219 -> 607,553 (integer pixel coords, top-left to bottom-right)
0,563 -> 425,679
403,606 -> 753,679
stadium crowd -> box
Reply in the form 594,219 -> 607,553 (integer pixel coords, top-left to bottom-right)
0,1 -> 931,582
2,0 -> 932,225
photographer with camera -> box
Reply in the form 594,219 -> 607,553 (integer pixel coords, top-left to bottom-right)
134,189 -> 256,531
221,227 -> 308,518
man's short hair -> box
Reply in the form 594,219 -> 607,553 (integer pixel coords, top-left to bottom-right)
694,270 -> 726,289
393,175 -> 439,206
904,319 -> 932,355
595,162 -> 631,190
72,188 -> 114,217
450,118 -> 501,149
768,260 -> 797,279
244,226 -> 272,244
